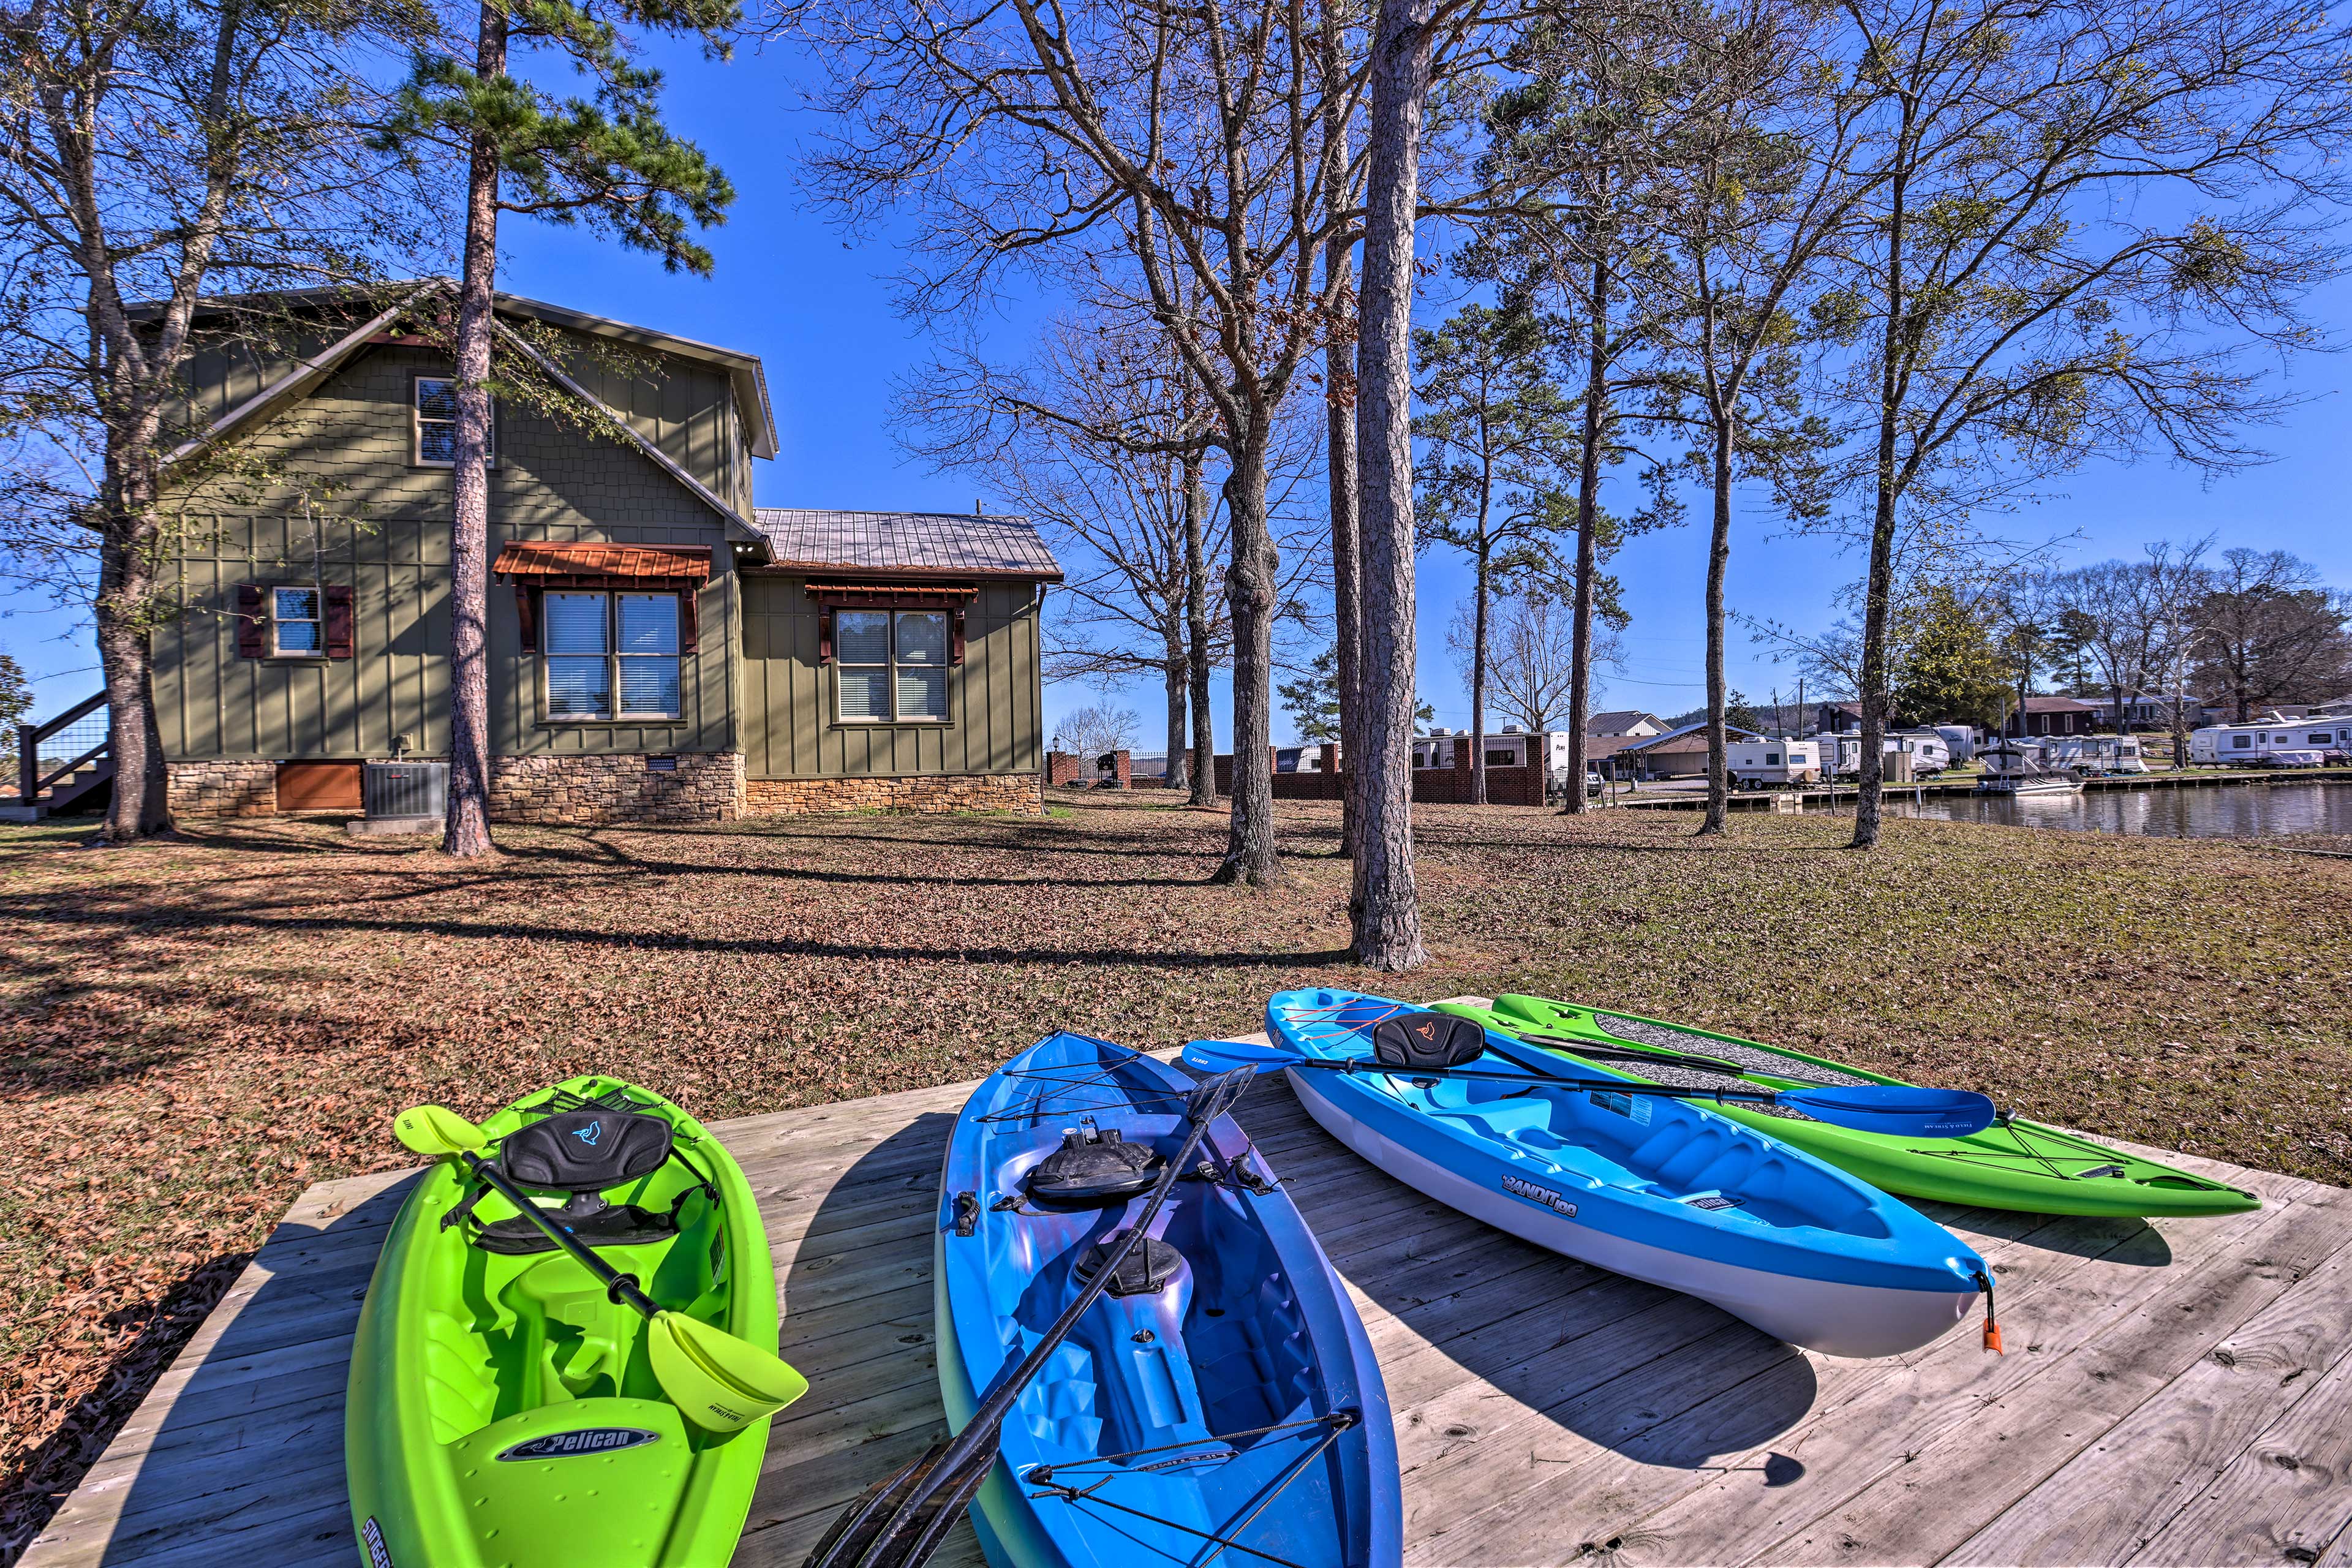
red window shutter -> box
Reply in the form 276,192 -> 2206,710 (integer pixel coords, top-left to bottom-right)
236,584 -> 266,658
678,587 -> 699,655
951,607 -> 966,666
516,586 -> 538,653
324,584 -> 354,658
818,605 -> 834,665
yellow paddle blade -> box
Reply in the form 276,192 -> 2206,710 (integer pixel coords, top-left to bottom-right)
649,1311 -> 809,1433
393,1104 -> 489,1156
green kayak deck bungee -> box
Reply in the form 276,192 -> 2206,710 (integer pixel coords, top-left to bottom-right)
348,1076 -> 780,1567
1434,997 -> 2258,1219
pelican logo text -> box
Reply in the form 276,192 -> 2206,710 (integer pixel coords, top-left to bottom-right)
496,1427 -> 659,1461
1501,1174 -> 1579,1218
571,1120 -> 603,1146
1414,1022 -> 1436,1041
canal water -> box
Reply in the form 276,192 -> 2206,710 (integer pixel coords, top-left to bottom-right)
1826,778 -> 2352,839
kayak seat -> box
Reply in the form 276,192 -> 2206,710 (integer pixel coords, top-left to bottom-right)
471,1109 -> 685,1256
1370,1012 -> 1487,1072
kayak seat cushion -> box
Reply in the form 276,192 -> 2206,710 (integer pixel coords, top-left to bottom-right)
1370,1012 -> 1488,1072
498,1110 -> 673,1194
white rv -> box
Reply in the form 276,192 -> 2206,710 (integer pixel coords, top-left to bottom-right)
1932,724 -> 1977,764
1807,732 -> 1923,780
1895,729 -> 1951,775
2190,718 -> 2352,766
1727,739 -> 1821,789
2048,735 -> 2151,775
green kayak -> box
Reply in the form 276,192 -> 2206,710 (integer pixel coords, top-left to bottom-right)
348,1076 -> 782,1567
1435,997 -> 2259,1219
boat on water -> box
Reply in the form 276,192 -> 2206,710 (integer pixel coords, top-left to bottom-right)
1975,741 -> 2085,794
1263,990 -> 1991,1359
935,1031 -> 1400,1568
1438,996 -> 2260,1219
349,1076 -> 781,1568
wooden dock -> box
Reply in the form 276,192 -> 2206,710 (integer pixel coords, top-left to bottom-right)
24,1054 -> 2352,1567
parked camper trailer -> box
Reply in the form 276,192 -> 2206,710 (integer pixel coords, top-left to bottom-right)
1726,739 -> 1821,790
2049,735 -> 2151,776
1896,729 -> 1951,775
2190,718 -> 2352,766
1932,724 -> 1976,764
1807,732 -> 1921,780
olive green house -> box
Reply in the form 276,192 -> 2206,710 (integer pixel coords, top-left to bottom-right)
150,284 -> 1060,823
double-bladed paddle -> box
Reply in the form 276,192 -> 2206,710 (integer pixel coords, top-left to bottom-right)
1179,1038 -> 1997,1139
802,1067 -> 1258,1568
394,1104 -> 810,1434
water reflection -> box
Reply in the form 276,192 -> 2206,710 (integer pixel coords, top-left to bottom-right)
1847,779 -> 2352,839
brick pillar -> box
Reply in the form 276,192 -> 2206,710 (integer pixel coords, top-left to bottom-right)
1109,749 -> 1132,789
1318,742 -> 1341,800
1047,751 -> 1084,786
1453,734 -> 1472,803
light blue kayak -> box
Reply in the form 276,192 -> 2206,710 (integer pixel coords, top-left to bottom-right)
1265,990 -> 1991,1358
935,1031 -> 1401,1568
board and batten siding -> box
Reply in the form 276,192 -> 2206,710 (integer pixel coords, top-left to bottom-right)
154,336 -> 739,762
739,577 -> 1043,777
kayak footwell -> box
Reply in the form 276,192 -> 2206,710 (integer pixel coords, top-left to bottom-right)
31,1045 -> 2345,1568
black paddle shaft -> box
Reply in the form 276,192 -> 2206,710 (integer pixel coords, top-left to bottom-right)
803,1068 -> 1256,1568
457,1151 -> 663,1321
1294,1055 -> 1791,1107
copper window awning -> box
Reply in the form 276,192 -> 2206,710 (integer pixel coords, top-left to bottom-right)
492,542 -> 712,586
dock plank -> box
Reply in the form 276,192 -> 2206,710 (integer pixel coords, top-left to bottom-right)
23,1057 -> 2350,1568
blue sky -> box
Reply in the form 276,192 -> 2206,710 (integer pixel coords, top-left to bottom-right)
7,36 -> 2348,743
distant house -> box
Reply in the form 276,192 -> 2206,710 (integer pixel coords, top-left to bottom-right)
1586,710 -> 1666,739
1612,722 -> 1766,780
140,284 -> 1061,823
2006,696 -> 2097,737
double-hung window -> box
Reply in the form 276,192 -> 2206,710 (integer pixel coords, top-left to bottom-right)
413,375 -> 494,466
836,610 -> 949,723
272,586 -> 323,656
545,592 -> 682,720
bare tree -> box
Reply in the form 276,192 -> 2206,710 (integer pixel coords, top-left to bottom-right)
1450,586 -> 1615,732
801,0 -> 1387,888
2049,541 -> 2212,734
1053,699 -> 1144,756
0,0 -> 441,841
1814,0 -> 2352,848
2193,548 -> 2352,722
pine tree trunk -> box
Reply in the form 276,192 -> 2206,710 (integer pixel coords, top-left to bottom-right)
95,456 -> 172,841
1322,0 -> 1363,859
1185,450 -> 1216,808
1469,548 -> 1488,806
442,1 -> 506,859
1700,417 -> 1735,836
1349,0 -> 1433,969
1562,251 -> 1607,815
1214,442 -> 1281,884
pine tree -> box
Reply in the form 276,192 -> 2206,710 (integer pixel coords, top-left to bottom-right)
380,0 -> 737,855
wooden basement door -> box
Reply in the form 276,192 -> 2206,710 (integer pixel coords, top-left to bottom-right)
275,760 -> 363,810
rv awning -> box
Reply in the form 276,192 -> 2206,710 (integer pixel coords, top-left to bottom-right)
491,543 -> 712,586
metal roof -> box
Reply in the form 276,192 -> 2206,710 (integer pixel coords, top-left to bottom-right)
750,509 -> 1063,581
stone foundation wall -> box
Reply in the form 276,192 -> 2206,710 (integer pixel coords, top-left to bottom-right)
489,751 -> 744,825
167,760 -> 277,818
744,772 -> 1043,816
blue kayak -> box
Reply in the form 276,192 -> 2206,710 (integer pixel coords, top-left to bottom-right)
1265,990 -> 1990,1358
936,1031 -> 1401,1568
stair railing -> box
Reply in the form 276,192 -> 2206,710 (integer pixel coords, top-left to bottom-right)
15,691 -> 111,806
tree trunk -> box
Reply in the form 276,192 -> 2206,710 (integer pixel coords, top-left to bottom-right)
1562,251 -> 1608,816
1184,450 -> 1216,808
1213,441 -> 1281,884
1853,129 -> 1911,851
442,1 -> 506,859
1322,0 -> 1363,859
95,464 -> 172,841
1469,547 -> 1488,805
1348,0 -> 1433,970
1700,417 -> 1734,835
1164,644 -> 1188,793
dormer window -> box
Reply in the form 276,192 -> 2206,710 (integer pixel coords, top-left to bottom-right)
413,375 -> 494,466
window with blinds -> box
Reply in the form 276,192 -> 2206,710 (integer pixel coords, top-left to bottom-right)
836,609 -> 950,723
543,591 -> 680,720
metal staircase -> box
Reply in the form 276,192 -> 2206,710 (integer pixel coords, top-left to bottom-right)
6,692 -> 115,821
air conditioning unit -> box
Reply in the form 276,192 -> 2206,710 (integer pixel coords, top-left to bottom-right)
352,760 -> 448,835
